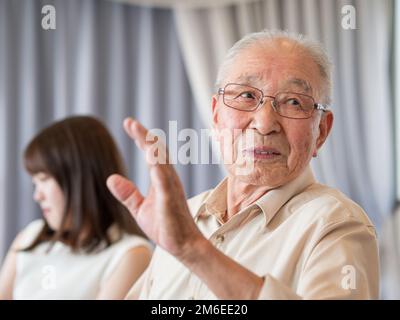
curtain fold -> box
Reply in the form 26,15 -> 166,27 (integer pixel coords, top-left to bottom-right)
109,0 -> 260,9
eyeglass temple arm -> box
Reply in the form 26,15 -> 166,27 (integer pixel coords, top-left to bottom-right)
315,103 -> 329,112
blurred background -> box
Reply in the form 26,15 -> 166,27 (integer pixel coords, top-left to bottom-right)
0,0 -> 399,298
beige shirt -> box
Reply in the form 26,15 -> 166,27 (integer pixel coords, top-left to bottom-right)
128,166 -> 379,300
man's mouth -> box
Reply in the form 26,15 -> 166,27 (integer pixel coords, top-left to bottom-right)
242,147 -> 282,159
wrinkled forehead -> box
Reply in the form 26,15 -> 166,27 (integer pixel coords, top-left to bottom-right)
224,44 -> 321,95
234,73 -> 313,94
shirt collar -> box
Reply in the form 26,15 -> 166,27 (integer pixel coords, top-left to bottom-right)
195,165 -> 316,227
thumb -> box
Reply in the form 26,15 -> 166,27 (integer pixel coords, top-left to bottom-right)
106,174 -> 144,217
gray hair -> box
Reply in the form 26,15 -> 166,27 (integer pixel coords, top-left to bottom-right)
215,30 -> 333,105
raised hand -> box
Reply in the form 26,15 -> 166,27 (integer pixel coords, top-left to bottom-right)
106,118 -> 203,258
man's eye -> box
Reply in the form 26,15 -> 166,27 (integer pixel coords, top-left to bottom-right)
286,98 -> 302,107
238,92 -> 256,99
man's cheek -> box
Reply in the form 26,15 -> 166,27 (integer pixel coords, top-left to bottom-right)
291,130 -> 313,149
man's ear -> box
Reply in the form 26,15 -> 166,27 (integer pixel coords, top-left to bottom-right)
315,111 -> 333,151
212,95 -> 219,129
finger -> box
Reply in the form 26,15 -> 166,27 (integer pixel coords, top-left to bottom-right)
123,118 -> 181,193
124,117 -> 169,166
149,165 -> 169,192
106,174 -> 144,218
123,118 -> 155,151
149,165 -> 187,200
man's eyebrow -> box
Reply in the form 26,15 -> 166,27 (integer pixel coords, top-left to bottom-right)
282,78 -> 312,92
235,74 -> 264,84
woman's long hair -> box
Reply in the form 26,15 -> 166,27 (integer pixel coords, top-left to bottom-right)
23,116 -> 145,253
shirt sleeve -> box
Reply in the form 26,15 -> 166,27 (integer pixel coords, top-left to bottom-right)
257,218 -> 379,300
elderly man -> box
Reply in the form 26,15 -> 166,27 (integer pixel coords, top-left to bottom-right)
107,30 -> 379,299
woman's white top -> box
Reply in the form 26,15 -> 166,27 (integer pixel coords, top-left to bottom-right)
13,219 -> 152,299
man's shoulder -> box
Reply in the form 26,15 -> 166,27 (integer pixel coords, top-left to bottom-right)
289,183 -> 375,229
186,190 -> 212,218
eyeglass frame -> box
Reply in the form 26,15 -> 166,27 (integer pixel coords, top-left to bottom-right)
217,83 -> 329,120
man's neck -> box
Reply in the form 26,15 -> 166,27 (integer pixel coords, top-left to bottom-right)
225,176 -> 273,222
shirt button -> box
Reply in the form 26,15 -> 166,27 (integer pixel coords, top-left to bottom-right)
215,234 -> 225,243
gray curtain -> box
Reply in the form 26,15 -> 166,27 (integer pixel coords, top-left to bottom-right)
0,0 -> 224,260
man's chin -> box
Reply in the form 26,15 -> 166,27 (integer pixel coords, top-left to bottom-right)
227,164 -> 288,187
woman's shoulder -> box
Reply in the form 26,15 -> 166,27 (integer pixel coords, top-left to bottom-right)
100,231 -> 153,283
14,219 -> 45,250
105,230 -> 153,265
113,232 -> 153,252
107,224 -> 152,250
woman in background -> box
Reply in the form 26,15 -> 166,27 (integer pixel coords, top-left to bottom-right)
0,116 -> 152,299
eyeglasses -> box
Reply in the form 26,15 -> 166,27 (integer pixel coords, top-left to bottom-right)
218,83 -> 329,119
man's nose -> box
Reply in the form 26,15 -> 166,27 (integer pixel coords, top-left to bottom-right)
249,98 -> 282,135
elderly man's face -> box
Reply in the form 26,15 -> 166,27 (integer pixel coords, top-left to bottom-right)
212,42 -> 333,188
